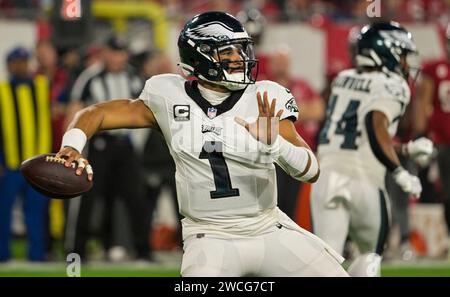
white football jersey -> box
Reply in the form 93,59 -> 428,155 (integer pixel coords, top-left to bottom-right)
138,74 -> 299,238
317,69 -> 410,188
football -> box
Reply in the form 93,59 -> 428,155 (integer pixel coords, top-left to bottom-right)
20,153 -> 93,199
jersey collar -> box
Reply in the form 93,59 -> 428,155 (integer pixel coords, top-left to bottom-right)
184,80 -> 246,118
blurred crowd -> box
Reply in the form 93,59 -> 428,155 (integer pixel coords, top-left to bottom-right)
0,0 -> 449,263
1,0 -> 449,26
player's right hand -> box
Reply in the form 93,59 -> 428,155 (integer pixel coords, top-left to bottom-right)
392,167 -> 421,198
56,146 -> 93,181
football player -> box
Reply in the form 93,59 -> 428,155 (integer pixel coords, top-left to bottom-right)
310,21 -> 434,277
56,12 -> 348,276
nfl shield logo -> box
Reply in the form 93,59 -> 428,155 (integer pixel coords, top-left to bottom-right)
207,107 -> 217,119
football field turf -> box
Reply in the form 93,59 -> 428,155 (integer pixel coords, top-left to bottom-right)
2,239 -> 450,277
0,263 -> 180,277
2,262 -> 450,277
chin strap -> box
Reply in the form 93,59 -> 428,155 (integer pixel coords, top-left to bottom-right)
220,71 -> 248,90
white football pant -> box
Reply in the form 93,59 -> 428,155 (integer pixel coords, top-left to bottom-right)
181,216 -> 349,277
310,170 -> 391,256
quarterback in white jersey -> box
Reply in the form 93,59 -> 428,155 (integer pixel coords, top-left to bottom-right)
139,75 -> 297,235
57,12 -> 348,276
311,22 -> 433,277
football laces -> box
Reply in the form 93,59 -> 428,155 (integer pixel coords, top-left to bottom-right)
45,156 -> 76,169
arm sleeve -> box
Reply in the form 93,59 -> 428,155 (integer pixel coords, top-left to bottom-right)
272,136 -> 320,182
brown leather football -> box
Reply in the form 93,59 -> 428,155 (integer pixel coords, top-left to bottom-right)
20,153 -> 93,199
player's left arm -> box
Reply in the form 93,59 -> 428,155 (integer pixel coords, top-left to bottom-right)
366,110 -> 422,198
277,119 -> 320,183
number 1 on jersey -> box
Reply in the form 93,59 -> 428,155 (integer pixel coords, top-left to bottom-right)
199,141 -> 240,199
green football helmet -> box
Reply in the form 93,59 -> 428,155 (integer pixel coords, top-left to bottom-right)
356,21 -> 418,79
178,11 -> 258,91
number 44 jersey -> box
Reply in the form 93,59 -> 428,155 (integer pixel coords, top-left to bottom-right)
138,74 -> 299,237
317,69 -> 410,188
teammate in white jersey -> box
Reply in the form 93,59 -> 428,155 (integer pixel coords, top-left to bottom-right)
310,21 -> 433,276
56,12 -> 347,276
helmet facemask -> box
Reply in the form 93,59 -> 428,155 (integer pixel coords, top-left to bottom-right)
180,38 -> 259,91
211,40 -> 258,90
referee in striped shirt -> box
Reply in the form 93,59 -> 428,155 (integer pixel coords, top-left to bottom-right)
65,36 -> 151,261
